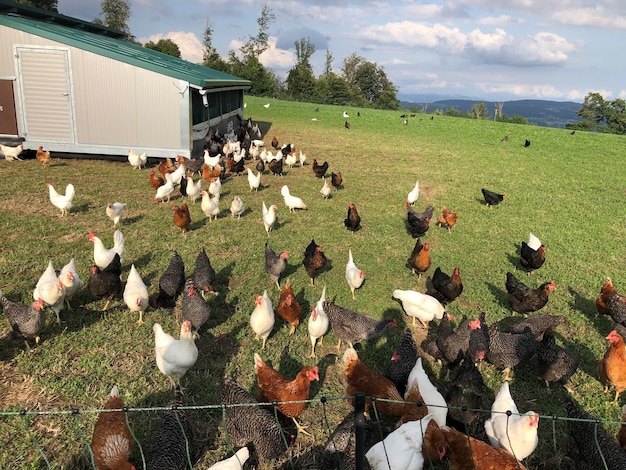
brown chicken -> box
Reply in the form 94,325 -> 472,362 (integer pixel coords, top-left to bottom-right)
172,202 -> 191,233
427,266 -> 463,304
437,206 -> 458,233
277,279 -> 302,335
302,239 -> 327,285
441,425 -> 528,470
331,171 -> 342,190
344,202 -> 361,232
157,161 -> 176,179
91,385 -> 135,470
398,374 -> 428,426
596,277 -> 626,316
598,329 -> 626,403
202,163 -> 221,183
149,170 -> 165,190
343,347 -> 404,417
505,272 -> 555,313
253,353 -> 319,435
36,145 -> 50,167
407,239 -> 431,279
271,135 -> 279,149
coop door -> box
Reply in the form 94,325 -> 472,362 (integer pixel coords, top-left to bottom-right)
15,47 -> 76,143
0,80 -> 18,136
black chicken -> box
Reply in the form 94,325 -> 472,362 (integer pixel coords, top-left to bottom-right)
302,239 -> 327,285
524,139 -> 531,147
607,293 -> 626,326
536,329 -> 579,388
427,267 -> 463,304
264,242 -> 288,289
153,251 -> 185,308
506,313 -> 566,341
181,278 -> 210,332
386,328 -> 418,396
565,396 -> 626,470
88,253 -> 122,310
486,324 -> 537,381
481,188 -> 505,207
280,143 -> 292,156
268,157 -> 283,176
191,247 -> 216,299
312,159 -> 329,178
468,311 -> 489,364
178,174 -> 188,197
435,314 -> 482,374
405,204 -> 433,238
505,272 -> 556,313
322,300 -> 396,350
520,242 -> 546,274
221,375 -> 287,460
331,171 -> 342,190
145,385 -> 194,470
228,156 -> 245,176
344,202 -> 361,232
255,158 -> 265,173
445,353 -> 492,441
0,291 -> 45,345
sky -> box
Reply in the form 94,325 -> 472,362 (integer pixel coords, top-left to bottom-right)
55,0 -> 626,103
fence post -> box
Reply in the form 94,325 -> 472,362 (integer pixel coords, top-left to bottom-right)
354,392 -> 366,470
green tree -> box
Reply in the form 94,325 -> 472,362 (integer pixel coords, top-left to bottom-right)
202,21 -> 228,71
286,37 -> 316,101
239,3 -> 275,61
144,38 -> 181,58
340,53 -> 400,110
470,102 -> 488,119
94,0 -> 131,40
605,98 -> 626,135
14,0 -> 57,11
572,92 -> 607,132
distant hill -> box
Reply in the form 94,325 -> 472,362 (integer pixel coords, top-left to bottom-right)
399,99 -> 582,129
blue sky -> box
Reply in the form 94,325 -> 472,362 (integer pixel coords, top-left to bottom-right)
56,0 -> 626,102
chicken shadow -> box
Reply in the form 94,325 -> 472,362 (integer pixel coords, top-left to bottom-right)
120,214 -> 144,225
486,282 -> 510,310
567,287 -> 598,322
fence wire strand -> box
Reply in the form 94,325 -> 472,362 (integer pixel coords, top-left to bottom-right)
3,395 -> 626,468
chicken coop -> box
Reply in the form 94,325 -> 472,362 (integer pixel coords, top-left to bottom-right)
0,0 -> 250,159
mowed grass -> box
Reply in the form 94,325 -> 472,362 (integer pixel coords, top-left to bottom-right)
0,94 -> 625,468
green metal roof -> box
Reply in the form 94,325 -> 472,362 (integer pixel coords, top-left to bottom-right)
0,3 -> 250,88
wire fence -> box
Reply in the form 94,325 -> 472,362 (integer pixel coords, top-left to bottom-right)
1,393 -> 625,469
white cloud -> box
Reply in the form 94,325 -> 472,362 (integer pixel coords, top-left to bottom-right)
141,32 -> 204,63
259,37 -> 296,69
550,7 -> 626,29
478,15 -> 523,26
358,21 -> 468,53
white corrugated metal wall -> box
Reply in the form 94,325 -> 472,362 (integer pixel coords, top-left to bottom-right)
0,25 -> 187,157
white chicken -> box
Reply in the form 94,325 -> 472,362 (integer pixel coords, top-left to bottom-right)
246,167 -> 261,191
105,202 -> 126,227
406,180 -> 419,206
0,143 -> 24,161
153,320 -> 198,388
405,357 -> 448,427
89,230 -> 125,270
366,414 -> 433,470
262,202 -> 277,235
208,177 -> 222,198
249,290 -> 274,349
285,152 -> 297,168
299,150 -> 307,166
208,447 -> 250,470
392,289 -> 445,327
200,190 -> 220,221
527,232 -> 542,251
342,111 -> 349,118
33,260 -> 66,323
280,185 -> 307,211
229,195 -> 245,219
154,173 -> 175,202
169,162 -> 186,186
185,176 -> 202,203
307,285 -> 329,358
59,258 -> 82,310
123,264 -> 149,324
46,182 -> 75,217
484,381 -> 539,461
345,249 -> 365,300
203,150 -> 221,169
127,149 -> 147,169
320,180 -> 331,199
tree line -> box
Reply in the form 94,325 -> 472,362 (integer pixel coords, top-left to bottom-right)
566,92 -> 626,135
16,0 -> 400,111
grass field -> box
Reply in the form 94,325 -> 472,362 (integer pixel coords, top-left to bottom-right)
0,94 -> 625,469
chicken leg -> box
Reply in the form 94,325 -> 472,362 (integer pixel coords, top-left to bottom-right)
292,417 -> 312,436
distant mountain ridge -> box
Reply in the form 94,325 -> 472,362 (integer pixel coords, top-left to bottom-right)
399,98 -> 582,129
